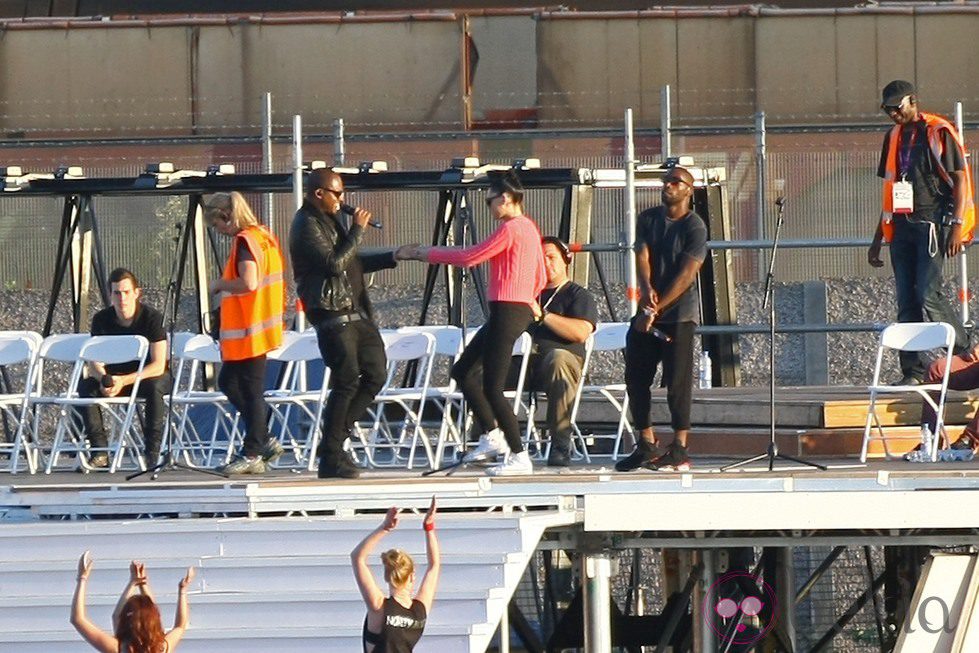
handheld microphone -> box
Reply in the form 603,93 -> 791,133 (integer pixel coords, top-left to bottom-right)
649,327 -> 673,343
340,203 -> 383,229
775,196 -> 786,210
101,374 -> 114,388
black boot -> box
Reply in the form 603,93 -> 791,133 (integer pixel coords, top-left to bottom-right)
614,438 -> 660,472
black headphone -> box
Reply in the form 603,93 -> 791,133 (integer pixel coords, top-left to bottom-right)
542,236 -> 572,265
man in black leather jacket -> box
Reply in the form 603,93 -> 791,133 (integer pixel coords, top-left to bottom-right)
290,169 -> 398,478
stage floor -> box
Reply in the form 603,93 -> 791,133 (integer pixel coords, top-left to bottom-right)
4,456 -> 979,547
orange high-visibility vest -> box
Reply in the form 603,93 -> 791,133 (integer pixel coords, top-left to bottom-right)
880,112 -> 975,244
219,225 -> 285,361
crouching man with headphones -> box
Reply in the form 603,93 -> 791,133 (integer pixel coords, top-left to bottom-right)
519,237 -> 598,467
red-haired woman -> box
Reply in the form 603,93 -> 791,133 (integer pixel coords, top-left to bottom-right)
352,497 -> 440,652
71,552 -> 194,653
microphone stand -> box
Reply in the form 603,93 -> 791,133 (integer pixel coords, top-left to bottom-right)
128,199 -> 227,481
720,197 -> 826,472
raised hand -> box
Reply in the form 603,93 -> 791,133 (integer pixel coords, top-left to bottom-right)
130,561 -> 147,585
423,496 -> 437,530
179,567 -> 196,591
382,506 -> 399,532
77,551 -> 93,581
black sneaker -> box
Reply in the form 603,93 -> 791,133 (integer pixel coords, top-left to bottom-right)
318,455 -> 361,479
950,434 -> 978,451
646,443 -> 691,472
547,448 -> 571,468
615,439 -> 661,472
892,375 -> 923,387
261,438 -> 285,463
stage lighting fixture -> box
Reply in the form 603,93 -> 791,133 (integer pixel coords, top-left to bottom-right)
304,161 -> 329,171
358,161 -> 389,173
53,165 -> 83,179
145,162 -> 176,174
512,158 -> 541,170
206,164 -> 235,176
452,156 -> 480,169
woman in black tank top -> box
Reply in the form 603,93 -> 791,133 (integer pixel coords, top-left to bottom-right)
352,497 -> 441,653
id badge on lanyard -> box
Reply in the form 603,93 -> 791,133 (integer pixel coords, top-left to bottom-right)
892,178 -> 914,214
893,128 -> 916,214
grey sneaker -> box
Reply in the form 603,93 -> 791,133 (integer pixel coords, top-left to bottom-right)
218,455 -> 268,475
82,452 -> 110,470
261,438 -> 285,463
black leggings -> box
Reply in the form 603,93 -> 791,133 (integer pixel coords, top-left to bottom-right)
452,302 -> 534,453
219,355 -> 270,458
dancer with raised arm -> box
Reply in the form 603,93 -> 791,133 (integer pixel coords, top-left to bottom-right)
71,552 -> 194,653
352,497 -> 440,653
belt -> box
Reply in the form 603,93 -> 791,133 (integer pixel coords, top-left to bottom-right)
319,312 -> 364,329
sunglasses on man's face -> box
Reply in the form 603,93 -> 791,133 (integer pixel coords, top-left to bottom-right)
881,96 -> 910,114
319,187 -> 343,199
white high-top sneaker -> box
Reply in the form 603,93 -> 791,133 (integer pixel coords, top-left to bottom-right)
487,450 -> 533,476
463,428 -> 510,463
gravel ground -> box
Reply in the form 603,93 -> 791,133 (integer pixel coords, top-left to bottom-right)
2,275 -> 975,389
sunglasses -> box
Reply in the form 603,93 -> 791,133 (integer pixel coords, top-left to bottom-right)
485,193 -> 502,207
881,96 -> 910,114
319,187 -> 343,199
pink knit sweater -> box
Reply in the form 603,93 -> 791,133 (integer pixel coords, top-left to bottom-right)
426,214 -> 546,305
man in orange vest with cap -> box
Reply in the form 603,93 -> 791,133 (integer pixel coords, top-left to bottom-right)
868,79 -> 973,385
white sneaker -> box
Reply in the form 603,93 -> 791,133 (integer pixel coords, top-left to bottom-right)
463,428 -> 510,462
487,450 -> 533,476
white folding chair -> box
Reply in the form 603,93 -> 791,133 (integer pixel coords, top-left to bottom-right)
396,325 -> 465,466
265,331 -> 330,469
0,331 -> 43,474
570,322 -> 634,460
168,332 -> 242,467
45,335 -> 150,473
354,331 -> 437,469
502,331 -> 543,458
861,322 -> 956,462
31,333 -> 93,472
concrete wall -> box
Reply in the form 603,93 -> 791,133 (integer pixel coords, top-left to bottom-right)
1,10 -> 979,136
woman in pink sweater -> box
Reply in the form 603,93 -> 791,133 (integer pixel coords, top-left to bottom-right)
403,171 -> 545,475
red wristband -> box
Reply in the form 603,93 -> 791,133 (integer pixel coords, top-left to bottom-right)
424,522 -> 435,532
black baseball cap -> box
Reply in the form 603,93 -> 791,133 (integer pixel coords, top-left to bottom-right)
882,80 -> 915,107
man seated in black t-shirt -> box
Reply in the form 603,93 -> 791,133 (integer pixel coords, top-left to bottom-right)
77,268 -> 170,469
521,237 -> 598,467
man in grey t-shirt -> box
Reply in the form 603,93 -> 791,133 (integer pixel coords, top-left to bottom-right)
616,166 -> 707,473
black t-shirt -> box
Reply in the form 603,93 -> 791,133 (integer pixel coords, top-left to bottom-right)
362,598 -> 427,653
877,121 -> 966,217
530,281 -> 599,359
636,207 -> 708,324
90,304 -> 166,375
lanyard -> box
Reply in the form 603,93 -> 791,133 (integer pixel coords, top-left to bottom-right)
898,125 -> 918,179
540,280 -> 569,312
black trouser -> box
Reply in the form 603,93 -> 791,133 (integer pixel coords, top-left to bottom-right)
218,355 -> 270,459
624,319 -> 696,433
313,315 -> 387,461
77,373 -> 170,457
890,213 -> 969,378
452,301 -> 535,453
